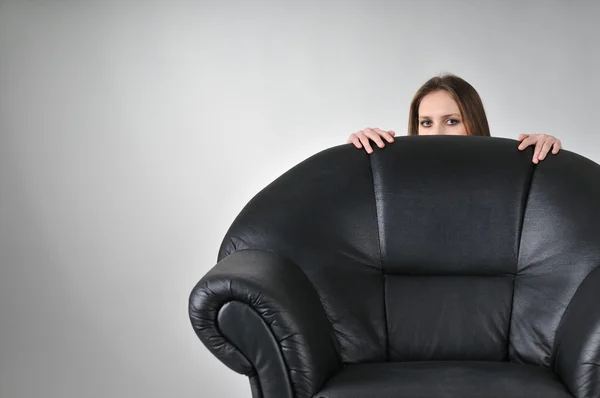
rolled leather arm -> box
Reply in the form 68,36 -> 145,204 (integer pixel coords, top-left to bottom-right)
553,265 -> 600,398
189,249 -> 342,398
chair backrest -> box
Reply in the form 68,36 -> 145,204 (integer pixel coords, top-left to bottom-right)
217,136 -> 600,367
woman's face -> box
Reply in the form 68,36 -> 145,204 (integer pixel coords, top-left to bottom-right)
417,90 -> 468,135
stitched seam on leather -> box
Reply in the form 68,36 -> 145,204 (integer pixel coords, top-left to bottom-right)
368,153 -> 388,361
249,375 -> 264,398
214,301 -> 256,377
381,273 -> 514,277
582,362 -> 600,367
552,262 -> 600,367
507,159 -> 536,360
218,300 -> 294,398
515,161 -> 536,267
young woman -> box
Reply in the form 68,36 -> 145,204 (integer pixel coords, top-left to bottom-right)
347,74 -> 562,164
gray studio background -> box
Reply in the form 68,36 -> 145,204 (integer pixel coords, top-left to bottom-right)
0,1 -> 598,397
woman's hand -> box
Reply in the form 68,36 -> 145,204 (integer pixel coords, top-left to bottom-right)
347,128 -> 396,154
517,134 -> 562,164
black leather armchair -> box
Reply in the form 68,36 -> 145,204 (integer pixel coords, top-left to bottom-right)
189,136 -> 600,398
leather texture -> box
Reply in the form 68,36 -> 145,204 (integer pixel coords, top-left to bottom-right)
509,149 -> 600,373
386,275 -> 513,361
189,249 -> 341,398
553,265 -> 600,398
218,301 -> 292,397
216,146 -> 387,364
189,136 -> 600,398
315,361 -> 573,398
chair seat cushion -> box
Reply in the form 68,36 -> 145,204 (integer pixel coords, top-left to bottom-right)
314,361 -> 572,398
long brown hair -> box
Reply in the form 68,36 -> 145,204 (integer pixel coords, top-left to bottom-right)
407,74 -> 490,136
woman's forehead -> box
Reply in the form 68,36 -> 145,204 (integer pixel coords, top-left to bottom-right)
418,90 -> 461,117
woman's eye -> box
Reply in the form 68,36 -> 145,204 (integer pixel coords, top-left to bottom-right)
447,119 -> 459,125
420,120 -> 432,127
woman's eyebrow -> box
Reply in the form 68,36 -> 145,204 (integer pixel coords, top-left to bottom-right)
419,113 -> 461,119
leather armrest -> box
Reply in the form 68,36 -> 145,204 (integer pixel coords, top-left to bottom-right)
553,265 -> 600,398
189,249 -> 341,398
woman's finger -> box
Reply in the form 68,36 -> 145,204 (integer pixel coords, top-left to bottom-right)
348,133 -> 362,148
518,136 -> 536,151
356,131 -> 374,154
532,139 -> 545,163
552,140 -> 562,154
373,128 -> 395,143
537,138 -> 555,160
364,128 -> 386,148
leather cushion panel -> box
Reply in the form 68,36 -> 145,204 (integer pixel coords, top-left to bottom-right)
315,361 -> 572,398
